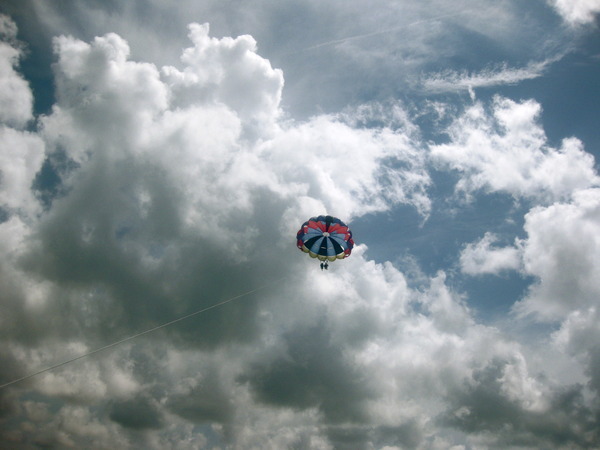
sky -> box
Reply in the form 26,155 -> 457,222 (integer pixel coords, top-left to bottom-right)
0,0 -> 600,448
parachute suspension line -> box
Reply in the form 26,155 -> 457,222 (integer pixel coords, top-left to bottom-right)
0,277 -> 286,390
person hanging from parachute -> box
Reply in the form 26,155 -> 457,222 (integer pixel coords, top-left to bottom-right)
296,215 -> 354,267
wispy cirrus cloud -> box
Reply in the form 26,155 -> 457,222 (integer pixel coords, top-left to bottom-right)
420,59 -> 558,94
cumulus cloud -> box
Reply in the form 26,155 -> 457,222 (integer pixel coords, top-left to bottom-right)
0,15 -> 44,219
0,20 -> 437,448
550,0 -> 600,25
162,23 -> 284,139
443,95 -> 600,414
1,13 -> 600,449
554,307 -> 600,407
3,0 -> 580,121
0,15 -> 33,127
514,188 -> 600,320
460,232 -> 521,275
430,96 -> 599,202
0,126 -> 45,216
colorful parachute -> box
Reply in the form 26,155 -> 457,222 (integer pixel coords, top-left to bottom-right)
296,215 -> 354,261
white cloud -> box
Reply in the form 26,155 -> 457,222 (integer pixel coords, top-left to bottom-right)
241,256 -> 559,447
421,60 -> 554,94
162,23 -> 284,139
1,12 -> 600,449
550,0 -> 600,25
0,15 -> 32,128
41,22 -> 428,229
554,308 -> 600,357
0,16 -> 45,272
431,96 -> 599,202
258,113 -> 431,220
17,0 -> 573,122
0,126 -> 45,215
0,43 -> 32,127
460,232 -> 521,275
553,308 -> 600,393
514,188 -> 600,320
0,13 -> 18,39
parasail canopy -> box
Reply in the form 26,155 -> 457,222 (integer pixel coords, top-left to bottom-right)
296,215 -> 354,261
